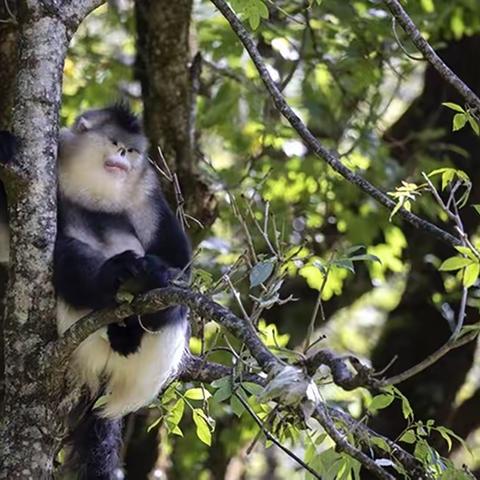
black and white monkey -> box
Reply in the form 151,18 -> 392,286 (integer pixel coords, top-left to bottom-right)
0,104 -> 191,479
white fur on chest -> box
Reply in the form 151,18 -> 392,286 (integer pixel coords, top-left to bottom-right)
57,300 -> 187,419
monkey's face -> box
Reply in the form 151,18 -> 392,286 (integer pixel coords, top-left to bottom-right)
58,126 -> 151,212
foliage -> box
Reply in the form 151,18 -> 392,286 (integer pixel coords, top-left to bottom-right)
60,0 -> 480,478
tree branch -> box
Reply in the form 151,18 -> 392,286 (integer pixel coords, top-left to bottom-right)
61,0 -> 106,32
384,329 -> 478,386
179,356 -> 428,479
315,403 -> 396,480
383,0 -> 480,113
47,278 -> 439,478
305,349 -> 382,390
48,286 -> 282,374
208,0 -> 461,248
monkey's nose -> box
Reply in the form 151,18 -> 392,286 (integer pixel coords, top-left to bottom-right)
118,147 -> 126,156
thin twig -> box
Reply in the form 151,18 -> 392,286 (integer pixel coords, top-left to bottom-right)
234,393 -> 323,480
209,0 -> 461,247
384,329 -> 478,386
391,18 -> 425,62
315,404 -> 395,480
383,0 -> 480,113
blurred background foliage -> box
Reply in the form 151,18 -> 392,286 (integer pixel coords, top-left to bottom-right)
60,0 -> 480,478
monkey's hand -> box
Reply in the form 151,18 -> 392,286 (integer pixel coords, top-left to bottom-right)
136,255 -> 180,290
97,250 -> 143,297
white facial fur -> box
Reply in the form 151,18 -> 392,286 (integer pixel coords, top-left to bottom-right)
58,128 -> 155,213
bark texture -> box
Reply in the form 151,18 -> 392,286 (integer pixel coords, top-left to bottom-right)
135,0 -> 217,244
1,13 -> 67,478
0,0 -> 18,417
0,2 -> 18,130
0,2 -> 105,478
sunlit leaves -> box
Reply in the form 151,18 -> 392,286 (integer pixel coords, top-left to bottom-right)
420,0 -> 435,13
192,409 -> 213,445
439,256 -> 474,271
368,393 -> 394,412
428,167 -> 470,191
439,254 -> 480,288
230,0 -> 269,30
453,113 -> 467,131
387,181 -> 423,220
442,102 -> 480,136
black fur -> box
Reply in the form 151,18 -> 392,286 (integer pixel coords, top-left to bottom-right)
107,102 -> 142,134
66,402 -> 122,480
54,193 -> 191,331
0,124 -> 191,479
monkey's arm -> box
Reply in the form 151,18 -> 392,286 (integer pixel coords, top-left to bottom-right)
135,196 -> 191,329
54,234 -> 141,310
148,196 -> 191,271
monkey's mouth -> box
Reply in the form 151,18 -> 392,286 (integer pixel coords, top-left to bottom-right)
104,157 -> 130,174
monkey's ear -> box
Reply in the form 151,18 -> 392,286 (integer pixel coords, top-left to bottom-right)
73,116 -> 92,133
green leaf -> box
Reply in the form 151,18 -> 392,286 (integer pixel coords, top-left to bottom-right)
213,385 -> 232,403
249,13 -> 260,30
344,245 -> 365,256
394,389 -> 414,420
349,253 -> 382,264
211,376 -> 231,389
250,260 -> 275,287
399,430 -> 416,444
241,382 -> 264,396
92,395 -> 109,411
170,425 -> 183,437
463,262 -> 480,288
467,113 -> 480,135
453,113 -> 467,131
192,409 -> 212,446
167,398 -> 185,427
454,246 -> 476,260
184,387 -> 211,400
370,436 -> 391,453
436,426 -> 452,452
147,416 -> 163,433
230,394 -> 245,417
442,169 -> 455,190
442,102 -> 465,113
369,394 -> 394,411
439,256 -> 474,271
420,0 -> 434,12
333,259 -> 355,273
473,204 -> 480,215
257,0 -> 269,19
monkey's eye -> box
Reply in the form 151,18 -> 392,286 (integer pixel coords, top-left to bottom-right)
127,148 -> 139,154
110,138 -> 119,146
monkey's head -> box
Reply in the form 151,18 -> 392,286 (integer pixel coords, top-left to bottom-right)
59,104 -> 154,212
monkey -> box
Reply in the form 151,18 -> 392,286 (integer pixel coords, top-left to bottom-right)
0,104 -> 191,479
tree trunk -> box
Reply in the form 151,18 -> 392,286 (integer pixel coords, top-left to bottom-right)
135,0 -> 217,244
0,0 -> 18,417
0,1 -> 103,477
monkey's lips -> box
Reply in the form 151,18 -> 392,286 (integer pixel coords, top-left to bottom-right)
104,158 -> 130,174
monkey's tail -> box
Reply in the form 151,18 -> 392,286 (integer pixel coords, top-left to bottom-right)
64,408 -> 123,480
